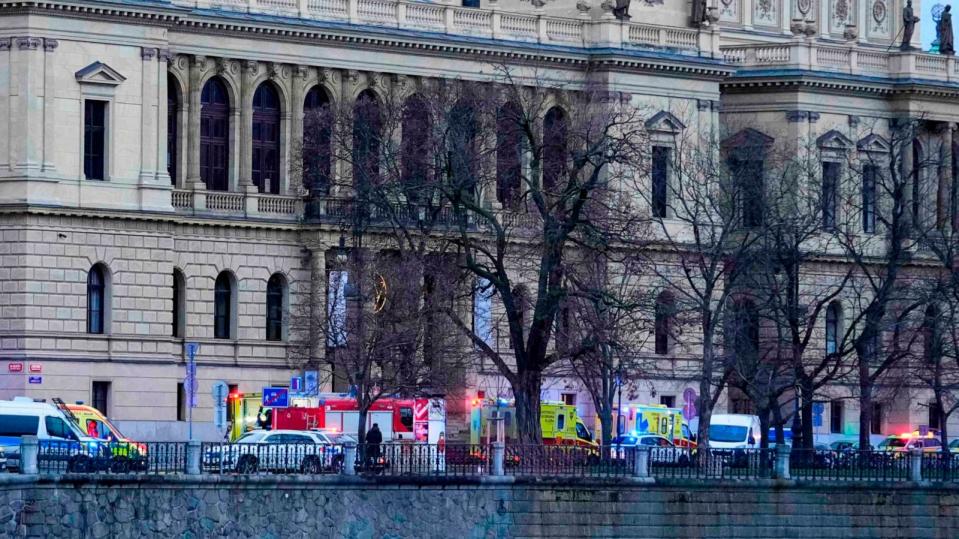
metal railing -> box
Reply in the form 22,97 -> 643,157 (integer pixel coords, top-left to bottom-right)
37,440 -> 187,475
354,443 -> 491,477
649,448 -> 775,480
18,438 -> 959,483
789,449 -> 911,482
503,445 -> 635,478
201,442 -> 345,475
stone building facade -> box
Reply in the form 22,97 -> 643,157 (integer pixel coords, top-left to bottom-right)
0,0 -> 956,440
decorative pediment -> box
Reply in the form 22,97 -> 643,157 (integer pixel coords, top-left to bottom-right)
721,128 -> 774,150
645,111 -> 686,133
816,129 -> 854,150
857,134 -> 892,153
75,62 -> 126,86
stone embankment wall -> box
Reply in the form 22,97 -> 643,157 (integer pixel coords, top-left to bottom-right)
0,475 -> 957,538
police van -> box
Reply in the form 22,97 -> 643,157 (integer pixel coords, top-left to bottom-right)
0,397 -> 102,471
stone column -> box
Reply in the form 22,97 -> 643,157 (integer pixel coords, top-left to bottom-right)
139,47 -> 159,184
239,60 -> 257,191
309,245 -> 327,374
156,50 -> 172,185
12,37 -> 44,175
939,123 -> 953,230
187,55 -> 205,187
41,38 -> 58,174
290,66 -> 307,195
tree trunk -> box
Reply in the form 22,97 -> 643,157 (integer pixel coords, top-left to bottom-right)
799,379 -> 815,450
696,328 -> 715,447
858,354 -> 873,450
758,406 -> 770,449
598,405 -> 614,448
357,407 -> 369,463
772,402 -> 785,446
513,369 -> 543,444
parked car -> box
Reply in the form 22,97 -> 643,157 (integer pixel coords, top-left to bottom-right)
949,439 -> 959,453
203,429 -> 344,473
0,397 -> 108,472
611,434 -> 690,465
880,433 -> 944,454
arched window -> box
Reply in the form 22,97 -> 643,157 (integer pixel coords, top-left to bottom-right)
497,101 -> 523,206
214,272 -> 235,339
303,86 -> 332,194
266,273 -> 286,342
200,78 -> 230,191
655,292 -> 675,355
402,94 -> 431,196
87,264 -> 107,334
252,82 -> 281,194
543,106 -> 568,191
168,76 -> 179,186
353,89 -> 382,192
825,302 -> 840,356
449,98 -> 478,197
172,269 -> 186,338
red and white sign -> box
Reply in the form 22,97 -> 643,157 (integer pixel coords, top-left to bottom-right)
28,364 -> 42,373
7,363 -> 23,373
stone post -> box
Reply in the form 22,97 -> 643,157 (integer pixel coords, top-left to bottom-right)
491,442 -> 505,476
909,448 -> 923,482
632,448 -> 649,478
20,435 -> 39,475
185,440 -> 202,475
774,445 -> 791,479
343,442 -> 357,475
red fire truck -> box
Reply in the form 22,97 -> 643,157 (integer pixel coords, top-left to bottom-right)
234,393 -> 447,444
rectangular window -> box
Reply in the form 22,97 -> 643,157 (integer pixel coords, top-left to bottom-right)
84,100 -> 107,180
473,278 -> 494,348
177,383 -> 186,422
651,146 -> 670,218
561,393 -> 576,406
862,164 -> 877,233
830,400 -> 843,434
822,161 -> 839,229
929,402 -> 942,430
92,381 -> 111,415
871,403 -> 883,435
731,158 -> 764,228
660,395 -> 676,408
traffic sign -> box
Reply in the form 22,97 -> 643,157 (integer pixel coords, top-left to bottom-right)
185,342 -> 200,360
211,381 -> 229,431
682,388 -> 698,420
184,342 -> 200,440
262,387 -> 289,408
304,371 -> 318,395
290,376 -> 302,393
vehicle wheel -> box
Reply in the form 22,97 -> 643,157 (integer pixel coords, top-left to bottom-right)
236,455 -> 258,474
330,455 -> 344,473
67,456 -> 92,473
678,454 -> 690,467
300,456 -> 321,474
586,454 -> 599,466
109,457 -> 131,474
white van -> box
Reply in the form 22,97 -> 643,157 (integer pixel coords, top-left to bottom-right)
707,413 -> 762,449
0,397 -> 95,470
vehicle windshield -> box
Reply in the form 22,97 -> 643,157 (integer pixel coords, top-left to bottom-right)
883,437 -> 908,448
950,439 -> 959,448
236,431 -> 267,443
709,425 -> 749,443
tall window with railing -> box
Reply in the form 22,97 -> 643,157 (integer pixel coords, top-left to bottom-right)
252,82 -> 281,194
200,78 -> 230,191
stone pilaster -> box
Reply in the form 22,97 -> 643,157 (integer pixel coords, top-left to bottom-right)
940,123 -> 953,231
239,60 -> 257,191
187,55 -> 205,187
41,38 -> 58,174
157,50 -> 172,185
12,37 -> 44,175
139,47 -> 159,184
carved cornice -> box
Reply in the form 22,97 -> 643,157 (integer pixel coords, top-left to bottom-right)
16,37 -> 42,50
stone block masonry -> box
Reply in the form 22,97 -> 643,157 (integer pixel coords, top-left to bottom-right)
0,475 -> 958,538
